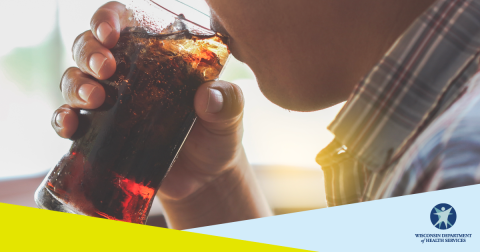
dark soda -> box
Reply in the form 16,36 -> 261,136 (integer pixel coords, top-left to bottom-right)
35,27 -> 229,224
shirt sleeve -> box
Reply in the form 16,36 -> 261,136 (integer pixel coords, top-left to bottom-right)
431,117 -> 480,190
387,83 -> 480,197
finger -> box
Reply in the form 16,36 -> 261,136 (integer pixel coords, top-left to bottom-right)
90,1 -> 128,48
194,80 -> 244,133
72,31 -> 116,80
61,67 -> 106,109
52,105 -> 79,139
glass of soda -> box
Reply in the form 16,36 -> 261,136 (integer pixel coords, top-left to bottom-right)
35,0 -> 230,224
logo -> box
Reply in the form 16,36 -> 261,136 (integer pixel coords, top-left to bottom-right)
430,203 -> 456,230
415,203 -> 471,243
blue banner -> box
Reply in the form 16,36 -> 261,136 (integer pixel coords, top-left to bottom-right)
188,184 -> 480,251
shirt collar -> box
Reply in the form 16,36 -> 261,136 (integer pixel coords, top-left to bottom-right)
317,0 -> 480,171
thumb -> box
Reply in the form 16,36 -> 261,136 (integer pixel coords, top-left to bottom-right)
194,80 -> 244,133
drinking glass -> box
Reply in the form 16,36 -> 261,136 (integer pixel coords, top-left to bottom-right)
35,0 -> 230,224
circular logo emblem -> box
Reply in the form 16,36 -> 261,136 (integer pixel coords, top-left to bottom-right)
430,203 -> 456,230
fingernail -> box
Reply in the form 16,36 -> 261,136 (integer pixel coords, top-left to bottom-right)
55,112 -> 65,128
78,84 -> 97,102
206,88 -> 224,113
89,53 -> 107,76
97,22 -> 113,44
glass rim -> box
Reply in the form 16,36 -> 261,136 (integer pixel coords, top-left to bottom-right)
149,0 -> 213,32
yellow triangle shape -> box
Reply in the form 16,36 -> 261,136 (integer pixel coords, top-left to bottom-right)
0,203 -> 310,251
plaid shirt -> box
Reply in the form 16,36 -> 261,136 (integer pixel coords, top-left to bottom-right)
316,0 -> 480,207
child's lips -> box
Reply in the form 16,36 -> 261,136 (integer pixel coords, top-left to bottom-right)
209,15 -> 244,63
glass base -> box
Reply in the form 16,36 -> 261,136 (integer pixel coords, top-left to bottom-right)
34,175 -> 76,214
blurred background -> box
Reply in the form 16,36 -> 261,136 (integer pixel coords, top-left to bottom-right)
0,0 -> 343,224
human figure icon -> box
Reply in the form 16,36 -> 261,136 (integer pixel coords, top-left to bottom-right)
434,207 -> 453,229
